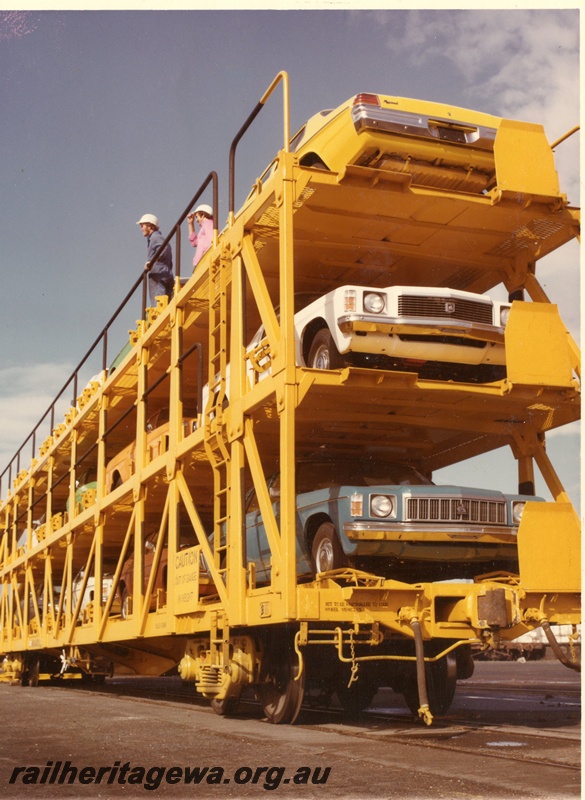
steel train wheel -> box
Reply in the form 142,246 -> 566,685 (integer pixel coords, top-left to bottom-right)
402,651 -> 458,716
257,634 -> 305,724
21,655 -> 40,687
29,658 -> 40,687
211,694 -> 241,717
336,675 -> 379,714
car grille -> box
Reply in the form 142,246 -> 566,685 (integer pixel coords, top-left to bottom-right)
398,296 -> 493,325
406,497 -> 507,525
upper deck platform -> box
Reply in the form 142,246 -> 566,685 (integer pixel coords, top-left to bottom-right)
241,143 -> 578,303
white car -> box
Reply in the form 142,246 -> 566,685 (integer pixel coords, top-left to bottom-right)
248,285 -> 510,384
70,570 -> 121,617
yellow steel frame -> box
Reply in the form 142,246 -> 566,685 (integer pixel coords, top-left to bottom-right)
0,73 -> 580,684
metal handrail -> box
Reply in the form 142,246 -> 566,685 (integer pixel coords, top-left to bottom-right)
228,70 -> 289,223
0,172 -> 219,498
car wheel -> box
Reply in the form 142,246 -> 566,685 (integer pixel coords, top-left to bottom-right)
307,329 -> 345,370
311,522 -> 347,575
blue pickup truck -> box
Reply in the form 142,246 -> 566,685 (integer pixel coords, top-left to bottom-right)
244,457 -> 537,584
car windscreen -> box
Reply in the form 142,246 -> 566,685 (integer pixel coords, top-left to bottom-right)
296,460 -> 433,492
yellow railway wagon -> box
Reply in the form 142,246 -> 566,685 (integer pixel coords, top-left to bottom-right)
0,73 -> 580,725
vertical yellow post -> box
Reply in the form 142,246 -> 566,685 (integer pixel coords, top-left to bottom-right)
228,251 -> 247,624
278,149 -> 297,620
44,555 -> 54,640
517,455 -> 536,495
132,349 -> 149,623
93,519 -> 104,633
168,304 -> 183,474
68,430 -> 78,519
26,479 -> 34,551
63,533 -> 74,635
46,455 -> 54,536
94,392 -> 108,632
166,479 -> 178,618
513,429 -> 572,504
9,572 -> 19,650
166,303 -> 183,618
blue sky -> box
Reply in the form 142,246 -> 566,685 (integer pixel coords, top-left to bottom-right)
0,5 -> 580,507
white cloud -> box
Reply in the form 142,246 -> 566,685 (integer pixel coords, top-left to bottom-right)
390,10 -> 579,137
0,362 -> 74,476
546,419 -> 581,442
365,9 -> 579,208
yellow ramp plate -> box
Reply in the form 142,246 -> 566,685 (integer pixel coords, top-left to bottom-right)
518,502 -> 581,592
506,302 -> 575,387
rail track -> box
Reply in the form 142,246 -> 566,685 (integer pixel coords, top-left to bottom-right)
67,666 -> 579,774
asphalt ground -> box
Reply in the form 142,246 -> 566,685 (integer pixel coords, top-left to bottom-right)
0,660 -> 580,800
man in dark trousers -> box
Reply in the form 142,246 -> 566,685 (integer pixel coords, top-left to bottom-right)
137,213 -> 174,305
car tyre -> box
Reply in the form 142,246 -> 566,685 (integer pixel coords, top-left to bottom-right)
311,522 -> 347,575
307,328 -> 345,370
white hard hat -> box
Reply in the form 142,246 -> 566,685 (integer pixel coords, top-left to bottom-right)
194,204 -> 213,217
137,213 -> 159,227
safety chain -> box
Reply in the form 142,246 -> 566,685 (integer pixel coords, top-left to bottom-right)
347,630 -> 359,688
568,625 -> 580,663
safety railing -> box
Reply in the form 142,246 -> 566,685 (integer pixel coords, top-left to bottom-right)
0,172 -> 219,500
1,63 -> 292,499
228,70 -> 290,222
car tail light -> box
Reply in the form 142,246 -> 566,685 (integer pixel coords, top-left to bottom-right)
354,93 -> 380,107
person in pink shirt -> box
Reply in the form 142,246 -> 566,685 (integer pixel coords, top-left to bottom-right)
187,203 -> 214,269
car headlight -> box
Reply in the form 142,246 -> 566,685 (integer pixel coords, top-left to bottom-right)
512,501 -> 526,524
500,305 -> 511,327
363,292 -> 386,314
370,494 -> 394,518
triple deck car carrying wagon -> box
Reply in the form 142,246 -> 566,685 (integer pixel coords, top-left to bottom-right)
0,73 -> 580,725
